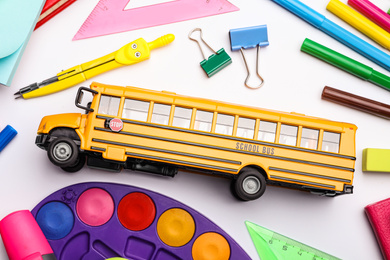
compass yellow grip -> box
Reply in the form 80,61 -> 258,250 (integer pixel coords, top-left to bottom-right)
148,34 -> 175,50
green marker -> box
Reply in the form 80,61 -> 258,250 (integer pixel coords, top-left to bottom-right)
246,221 -> 341,260
301,38 -> 390,92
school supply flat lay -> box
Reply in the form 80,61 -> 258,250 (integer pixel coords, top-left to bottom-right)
2,0 -> 390,259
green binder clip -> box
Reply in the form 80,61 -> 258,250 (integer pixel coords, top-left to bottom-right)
189,28 -> 232,77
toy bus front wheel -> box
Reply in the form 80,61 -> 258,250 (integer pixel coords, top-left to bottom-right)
61,154 -> 86,173
233,167 -> 266,201
47,137 -> 80,168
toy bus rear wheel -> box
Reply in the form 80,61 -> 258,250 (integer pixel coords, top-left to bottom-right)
233,168 -> 266,201
48,137 -> 79,168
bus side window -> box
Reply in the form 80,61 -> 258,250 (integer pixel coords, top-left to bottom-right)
98,95 -> 121,116
236,117 -> 255,139
279,124 -> 298,146
300,128 -> 319,149
151,103 -> 171,125
258,121 -> 277,142
172,106 -> 192,128
322,131 -> 340,153
215,114 -> 234,135
194,110 -> 213,132
122,99 -> 150,122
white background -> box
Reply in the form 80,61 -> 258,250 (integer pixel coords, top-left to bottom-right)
1,0 -> 390,259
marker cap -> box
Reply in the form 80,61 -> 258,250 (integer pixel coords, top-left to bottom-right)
0,210 -> 56,260
0,125 -> 17,152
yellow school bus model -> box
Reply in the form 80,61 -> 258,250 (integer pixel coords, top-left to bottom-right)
36,82 -> 357,201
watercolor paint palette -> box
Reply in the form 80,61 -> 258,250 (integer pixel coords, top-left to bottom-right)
31,182 -> 251,260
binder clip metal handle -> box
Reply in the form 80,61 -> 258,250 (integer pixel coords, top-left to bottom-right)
189,28 -> 232,77
240,46 -> 264,89
230,25 -> 269,89
189,28 -> 217,60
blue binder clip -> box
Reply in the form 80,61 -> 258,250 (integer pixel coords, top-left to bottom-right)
229,25 -> 269,89
189,28 -> 232,77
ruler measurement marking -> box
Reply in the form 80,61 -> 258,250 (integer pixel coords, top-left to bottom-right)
247,222 -> 341,260
73,0 -> 239,40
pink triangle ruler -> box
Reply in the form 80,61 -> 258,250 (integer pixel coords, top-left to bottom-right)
73,0 -> 239,41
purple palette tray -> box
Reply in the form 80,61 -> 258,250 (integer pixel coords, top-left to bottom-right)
31,182 -> 251,260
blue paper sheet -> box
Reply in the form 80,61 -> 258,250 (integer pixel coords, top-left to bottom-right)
0,0 -> 45,86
